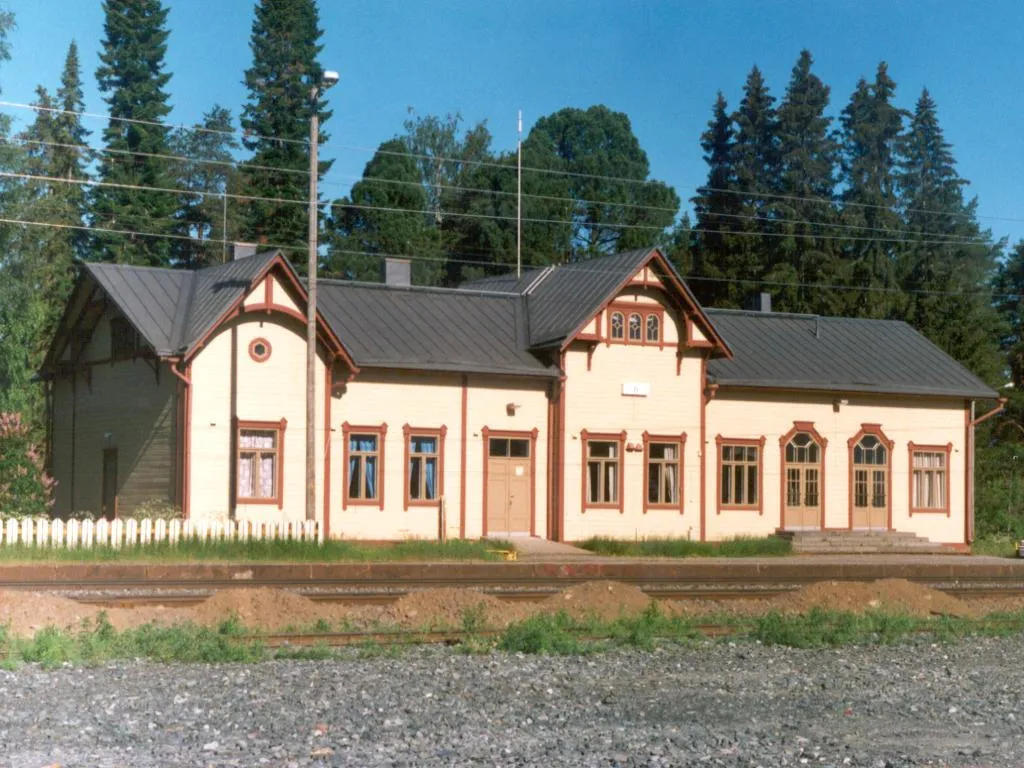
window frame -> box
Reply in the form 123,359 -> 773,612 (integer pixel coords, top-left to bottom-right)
908,442 -> 952,516
581,430 -> 626,513
402,424 -> 447,510
778,422 -> 828,530
235,418 -> 286,509
342,422 -> 388,510
846,423 -> 894,529
642,431 -> 686,514
715,435 -> 766,514
248,337 -> 272,363
603,302 -> 666,349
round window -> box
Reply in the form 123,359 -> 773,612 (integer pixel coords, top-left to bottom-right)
249,338 -> 272,363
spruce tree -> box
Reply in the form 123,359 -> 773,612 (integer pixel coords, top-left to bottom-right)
896,88 -> 1004,382
691,92 -> 742,307
91,0 -> 176,266
838,64 -> 906,317
771,50 -> 843,315
170,106 -> 240,268
240,0 -> 331,258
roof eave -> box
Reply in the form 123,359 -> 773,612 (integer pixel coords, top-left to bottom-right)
709,377 -> 999,400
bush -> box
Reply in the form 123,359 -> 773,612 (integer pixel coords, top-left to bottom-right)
0,412 -> 54,518
123,497 -> 182,522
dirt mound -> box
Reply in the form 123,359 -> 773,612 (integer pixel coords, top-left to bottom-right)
379,588 -> 524,629
541,581 -> 653,621
773,578 -> 976,618
0,589 -> 101,635
190,588 -> 331,629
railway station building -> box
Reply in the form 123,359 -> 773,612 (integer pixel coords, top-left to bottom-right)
42,246 -> 1001,547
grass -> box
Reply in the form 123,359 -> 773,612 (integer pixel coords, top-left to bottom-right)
971,534 -> 1021,558
0,537 -> 511,563
577,535 -> 791,558
4,606 -> 1024,667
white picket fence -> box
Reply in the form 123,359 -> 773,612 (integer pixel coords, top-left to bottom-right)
0,517 -> 324,548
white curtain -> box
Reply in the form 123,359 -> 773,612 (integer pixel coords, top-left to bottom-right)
239,431 -> 276,499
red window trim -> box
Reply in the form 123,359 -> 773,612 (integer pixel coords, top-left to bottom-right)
715,435 -> 766,514
248,337 -> 272,363
342,422 -> 388,510
778,421 -> 828,531
402,424 -> 447,511
642,431 -> 686,514
581,429 -> 627,513
604,302 -> 666,349
908,441 -> 953,516
481,427 -> 539,537
847,423 -> 894,530
235,418 -> 287,509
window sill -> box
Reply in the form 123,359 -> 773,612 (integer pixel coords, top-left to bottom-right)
718,505 -> 762,514
344,498 -> 383,507
582,503 -> 622,513
406,499 -> 440,509
645,503 -> 683,513
237,497 -> 283,507
910,507 -> 951,516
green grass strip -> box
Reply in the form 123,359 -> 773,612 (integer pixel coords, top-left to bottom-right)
576,535 -> 791,558
0,537 -> 508,563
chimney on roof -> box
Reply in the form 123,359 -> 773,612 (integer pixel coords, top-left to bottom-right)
744,291 -> 772,313
233,242 -> 258,261
382,257 -> 412,287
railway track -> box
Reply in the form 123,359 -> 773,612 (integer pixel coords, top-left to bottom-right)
32,578 -> 1024,609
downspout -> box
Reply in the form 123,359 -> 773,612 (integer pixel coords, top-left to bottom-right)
965,397 -> 1007,544
167,359 -> 192,520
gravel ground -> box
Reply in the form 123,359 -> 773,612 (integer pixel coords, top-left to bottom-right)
2,637 -> 1023,767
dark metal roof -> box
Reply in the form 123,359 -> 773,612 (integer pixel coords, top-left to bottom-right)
706,309 -> 998,399
316,280 -> 558,377
83,252 -> 278,356
83,263 -> 191,355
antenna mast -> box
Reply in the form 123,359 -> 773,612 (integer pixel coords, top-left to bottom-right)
517,109 -> 522,279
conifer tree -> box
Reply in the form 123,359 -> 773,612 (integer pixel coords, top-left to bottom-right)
91,0 -> 176,266
770,50 -> 843,314
691,92 -> 742,306
170,106 -> 240,268
896,89 -> 1003,382
240,0 -> 331,258
838,64 -> 906,317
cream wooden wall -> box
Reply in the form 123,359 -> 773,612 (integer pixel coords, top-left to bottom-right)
561,288 -> 705,542
188,312 -> 327,526
704,390 -> 968,544
50,308 -> 178,518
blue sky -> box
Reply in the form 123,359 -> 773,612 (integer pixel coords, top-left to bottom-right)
2,0 -> 1023,246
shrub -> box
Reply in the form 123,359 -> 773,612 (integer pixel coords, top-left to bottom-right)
0,412 -> 54,518
123,497 -> 182,522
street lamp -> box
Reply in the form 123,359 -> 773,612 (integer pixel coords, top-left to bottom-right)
306,69 -> 339,524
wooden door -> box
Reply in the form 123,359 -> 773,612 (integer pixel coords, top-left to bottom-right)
784,465 -> 821,529
486,437 -> 531,534
101,448 -> 118,521
852,467 -> 888,530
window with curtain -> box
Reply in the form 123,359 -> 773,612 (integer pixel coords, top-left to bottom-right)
408,434 -> 439,502
912,450 -> 947,510
587,440 -> 619,504
348,434 -> 380,501
647,442 -> 679,505
720,443 -> 759,506
238,428 -> 279,501
853,435 -> 888,508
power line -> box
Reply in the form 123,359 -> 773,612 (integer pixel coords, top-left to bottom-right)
0,214 -> 1015,302
5,99 -> 1020,229
4,170 -> 998,248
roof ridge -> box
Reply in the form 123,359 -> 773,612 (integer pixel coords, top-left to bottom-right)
317,278 -> 520,299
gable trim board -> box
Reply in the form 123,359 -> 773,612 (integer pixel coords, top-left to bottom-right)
44,248 -> 1000,546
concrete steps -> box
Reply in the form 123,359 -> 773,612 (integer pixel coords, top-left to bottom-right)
776,529 -> 951,555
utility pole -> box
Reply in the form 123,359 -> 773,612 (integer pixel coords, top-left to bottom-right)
517,109 -> 522,279
306,70 -> 339,524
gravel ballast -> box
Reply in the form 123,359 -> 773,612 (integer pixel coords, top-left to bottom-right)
2,637 -> 1023,767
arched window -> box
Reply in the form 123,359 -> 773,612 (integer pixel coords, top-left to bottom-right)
610,312 -> 624,340
646,314 -> 660,343
628,313 -> 642,341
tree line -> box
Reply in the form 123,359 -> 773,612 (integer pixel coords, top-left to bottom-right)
4,1 -> 1024,533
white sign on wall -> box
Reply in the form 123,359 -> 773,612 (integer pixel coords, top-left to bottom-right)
622,382 -> 650,397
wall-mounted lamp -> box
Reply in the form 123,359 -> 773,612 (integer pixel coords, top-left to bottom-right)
832,398 -> 849,413
506,402 -> 521,416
